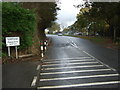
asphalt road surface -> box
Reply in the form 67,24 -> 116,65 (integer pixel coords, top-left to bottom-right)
34,35 -> 120,89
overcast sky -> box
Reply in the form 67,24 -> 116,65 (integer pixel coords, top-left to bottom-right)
56,0 -> 85,30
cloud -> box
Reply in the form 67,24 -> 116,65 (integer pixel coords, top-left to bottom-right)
56,0 -> 84,29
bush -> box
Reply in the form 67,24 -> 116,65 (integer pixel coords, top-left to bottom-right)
2,2 -> 36,50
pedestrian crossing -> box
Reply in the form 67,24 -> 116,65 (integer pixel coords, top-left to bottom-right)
37,57 -> 120,89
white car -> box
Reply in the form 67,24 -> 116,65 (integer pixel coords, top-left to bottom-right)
58,33 -> 63,36
74,32 -> 82,35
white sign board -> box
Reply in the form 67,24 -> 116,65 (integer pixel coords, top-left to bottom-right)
6,37 -> 20,46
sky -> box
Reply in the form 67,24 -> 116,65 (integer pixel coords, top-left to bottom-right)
55,0 -> 85,30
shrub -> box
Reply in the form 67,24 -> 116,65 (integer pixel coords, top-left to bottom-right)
2,2 -> 36,50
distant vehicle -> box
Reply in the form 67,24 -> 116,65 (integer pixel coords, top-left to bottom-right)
74,32 -> 82,35
58,33 -> 63,36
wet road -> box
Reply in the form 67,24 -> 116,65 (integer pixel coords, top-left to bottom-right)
36,35 -> 120,89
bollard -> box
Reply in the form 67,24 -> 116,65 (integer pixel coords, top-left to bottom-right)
40,41 -> 44,51
44,39 -> 48,51
40,41 -> 44,57
40,39 -> 48,57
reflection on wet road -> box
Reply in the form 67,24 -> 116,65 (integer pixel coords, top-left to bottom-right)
36,35 -> 120,89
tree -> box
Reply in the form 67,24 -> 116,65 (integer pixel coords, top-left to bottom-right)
71,2 -> 120,42
47,22 -> 61,33
63,27 -> 69,33
84,2 -> 120,41
22,2 -> 59,39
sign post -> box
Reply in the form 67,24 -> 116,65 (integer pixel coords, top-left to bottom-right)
15,46 -> 18,59
6,37 -> 20,59
8,46 -> 10,57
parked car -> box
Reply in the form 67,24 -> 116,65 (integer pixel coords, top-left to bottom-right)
58,33 -> 63,36
74,32 -> 82,35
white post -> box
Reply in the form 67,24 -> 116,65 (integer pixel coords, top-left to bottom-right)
46,41 -> 47,45
15,46 -> 18,59
41,53 -> 44,57
44,42 -> 46,45
41,46 -> 43,51
8,46 -> 10,57
45,46 -> 46,50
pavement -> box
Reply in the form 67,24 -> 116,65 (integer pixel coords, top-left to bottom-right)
2,59 -> 40,89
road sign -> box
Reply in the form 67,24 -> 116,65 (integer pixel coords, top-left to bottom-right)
5,37 -> 20,59
6,37 -> 20,46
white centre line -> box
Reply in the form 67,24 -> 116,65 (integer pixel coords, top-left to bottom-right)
42,65 -> 104,70
40,69 -> 111,75
37,81 -> 120,89
42,61 -> 99,66
40,73 -> 119,81
43,59 -> 95,64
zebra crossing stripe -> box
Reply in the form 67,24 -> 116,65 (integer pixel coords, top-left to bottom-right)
43,57 -> 92,61
40,69 -> 111,75
42,61 -> 99,66
37,81 -> 120,89
42,65 -> 104,70
43,59 -> 95,63
40,73 -> 119,81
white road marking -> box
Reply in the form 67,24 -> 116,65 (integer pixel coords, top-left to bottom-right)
40,69 -> 111,75
36,65 -> 41,70
82,51 -> 117,72
67,41 -> 70,43
68,40 -> 117,72
71,43 -> 78,48
70,43 -> 80,49
42,65 -> 104,70
73,43 -> 78,47
43,59 -> 95,64
43,57 -> 92,61
37,81 -> 120,89
31,76 -> 37,87
38,39 -> 119,89
42,61 -> 99,66
40,73 -> 119,81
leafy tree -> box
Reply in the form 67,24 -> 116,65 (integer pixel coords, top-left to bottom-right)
22,2 -> 58,39
47,22 -> 61,33
84,2 -> 120,41
70,2 -> 120,42
63,28 -> 69,33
